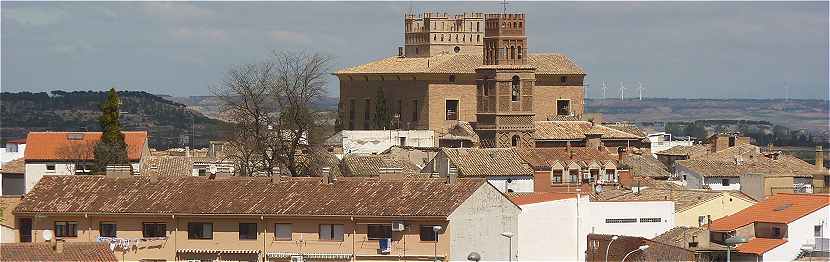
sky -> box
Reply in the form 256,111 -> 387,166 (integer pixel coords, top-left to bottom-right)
2,1 -> 828,99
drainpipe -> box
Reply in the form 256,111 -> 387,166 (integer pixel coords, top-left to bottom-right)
351,216 -> 356,262
261,215 -> 266,262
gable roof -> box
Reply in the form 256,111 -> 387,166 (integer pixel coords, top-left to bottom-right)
656,144 -> 711,157
441,148 -> 534,177
599,188 -> 755,212
24,131 -> 148,161
342,154 -> 420,176
15,176 -> 487,217
677,155 -> 822,178
139,155 -> 193,177
534,121 -> 643,141
0,158 -> 25,174
651,227 -> 726,251
0,242 -> 117,262
622,154 -> 671,178
709,193 -> 830,232
604,123 -> 648,137
516,147 -> 616,170
335,53 -> 584,75
736,238 -> 788,255
700,144 -> 762,161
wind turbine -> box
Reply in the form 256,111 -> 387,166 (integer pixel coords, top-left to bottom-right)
638,82 -> 645,101
784,83 -> 790,102
619,81 -> 626,100
602,81 -> 608,100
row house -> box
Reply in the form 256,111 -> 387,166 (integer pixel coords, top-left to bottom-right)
709,193 -> 830,261
12,175 -> 520,262
516,147 -> 621,193
424,148 -> 536,193
23,131 -> 149,193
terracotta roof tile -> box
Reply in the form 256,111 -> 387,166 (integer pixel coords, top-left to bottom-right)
139,155 -> 193,177
342,154 -> 420,176
622,154 -> 671,178
335,53 -> 584,75
657,144 -> 711,157
15,176 -> 486,217
516,147 -> 616,170
700,144 -> 762,161
1,158 -> 25,174
599,188 -> 755,211
0,242 -> 117,261
533,121 -> 642,141
24,131 -> 147,161
677,155 -> 823,178
441,148 -> 534,177
710,193 -> 830,232
510,192 -> 578,205
736,238 -> 787,255
604,123 -> 648,137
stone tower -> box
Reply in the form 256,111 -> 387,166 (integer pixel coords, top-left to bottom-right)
404,12 -> 485,58
475,13 -> 536,148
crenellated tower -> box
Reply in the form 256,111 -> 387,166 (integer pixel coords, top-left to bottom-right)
475,13 -> 536,148
404,12 -> 485,57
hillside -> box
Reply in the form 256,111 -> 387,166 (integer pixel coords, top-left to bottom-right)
1,91 -> 230,149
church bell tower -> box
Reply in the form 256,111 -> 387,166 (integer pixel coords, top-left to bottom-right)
475,13 -> 536,148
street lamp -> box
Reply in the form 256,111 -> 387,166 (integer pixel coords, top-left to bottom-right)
433,226 -> 442,262
501,232 -> 515,262
467,252 -> 481,262
621,245 -> 649,262
605,235 -> 619,262
725,236 -> 748,262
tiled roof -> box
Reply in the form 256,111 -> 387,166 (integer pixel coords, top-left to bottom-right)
24,131 -> 147,161
736,238 -> 788,255
335,53 -> 584,75
652,227 -> 728,251
604,123 -> 648,137
622,154 -> 671,178
139,155 -> 193,177
622,176 -> 686,191
709,193 -> 830,232
439,121 -> 479,143
677,155 -> 823,178
304,147 -> 343,178
510,192 -> 578,205
441,148 -> 534,177
7,138 -> 26,144
0,242 -> 117,261
1,196 -> 23,228
533,121 -> 642,141
599,188 -> 755,211
700,144 -> 762,161
15,176 -> 487,217
342,154 -> 420,176
516,147 -> 616,170
0,158 -> 25,174
656,144 -> 711,157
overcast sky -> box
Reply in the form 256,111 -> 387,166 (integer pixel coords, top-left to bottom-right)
2,1 -> 828,99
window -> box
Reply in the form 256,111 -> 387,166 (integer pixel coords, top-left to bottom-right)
46,164 -> 56,172
560,76 -> 568,83
449,74 -> 456,83
275,223 -> 292,240
511,135 -> 520,147
640,218 -> 662,223
367,224 -> 392,240
239,223 -> 257,240
511,76 -> 520,101
728,136 -> 736,147
100,222 -> 117,237
19,218 -> 32,242
517,46 -> 523,59
605,218 -> 637,223
7,144 -> 18,152
188,222 -> 213,239
510,46 -> 515,59
698,216 -> 707,227
319,224 -> 344,241
605,169 -> 616,182
556,100 -> 570,116
198,169 -> 206,176
569,169 -> 579,183
552,170 -> 563,184
816,225 -> 823,237
446,100 -> 459,120
143,223 -> 166,238
412,100 -> 419,122
722,179 -> 730,186
772,227 -> 781,238
420,225 -> 438,241
55,221 -> 78,237
481,83 -> 489,96
399,137 -> 406,147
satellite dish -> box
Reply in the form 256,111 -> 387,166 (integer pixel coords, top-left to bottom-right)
595,184 -> 603,193
42,230 -> 53,241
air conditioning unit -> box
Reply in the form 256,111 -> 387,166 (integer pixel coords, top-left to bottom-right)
392,221 -> 405,232
290,255 -> 304,262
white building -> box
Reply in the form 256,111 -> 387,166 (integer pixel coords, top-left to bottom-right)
513,192 -> 675,261
325,130 -> 435,156
647,132 -> 693,157
23,131 -> 149,192
427,148 -> 535,193
0,139 -> 26,166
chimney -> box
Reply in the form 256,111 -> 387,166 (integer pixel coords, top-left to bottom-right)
322,167 -> 336,184
817,146 -> 824,170
271,172 -> 282,184
398,47 -> 404,58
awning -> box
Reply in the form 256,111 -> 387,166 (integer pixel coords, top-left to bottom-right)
177,249 -> 260,254
267,252 -> 353,260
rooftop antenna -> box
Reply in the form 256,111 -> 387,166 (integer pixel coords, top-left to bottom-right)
619,81 -> 626,100
500,0 -> 509,13
638,82 -> 645,101
602,81 -> 608,100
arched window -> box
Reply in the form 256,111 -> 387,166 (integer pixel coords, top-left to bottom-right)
511,76 -> 520,101
517,46 -> 523,59
510,46 -> 516,59
511,135 -> 520,147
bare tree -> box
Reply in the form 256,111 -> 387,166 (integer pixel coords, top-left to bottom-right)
57,141 -> 96,175
213,51 -> 333,177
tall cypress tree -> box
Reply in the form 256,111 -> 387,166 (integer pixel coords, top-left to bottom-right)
373,87 -> 392,130
94,88 -> 128,172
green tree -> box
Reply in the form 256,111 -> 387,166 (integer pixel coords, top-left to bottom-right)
373,87 -> 392,130
93,88 -> 129,172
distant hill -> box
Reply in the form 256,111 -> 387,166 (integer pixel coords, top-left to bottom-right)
1,91 -> 230,149
166,95 -> 338,121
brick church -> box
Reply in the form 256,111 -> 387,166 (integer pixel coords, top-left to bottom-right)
336,12 -> 642,148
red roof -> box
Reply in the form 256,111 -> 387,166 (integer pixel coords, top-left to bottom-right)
710,193 -> 830,232
510,192 -> 578,205
24,131 -> 147,161
736,238 -> 787,255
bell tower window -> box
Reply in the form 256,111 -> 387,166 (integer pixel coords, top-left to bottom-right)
511,135 -> 520,147
511,76 -> 520,102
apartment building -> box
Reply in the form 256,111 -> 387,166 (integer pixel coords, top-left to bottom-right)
13,175 -> 520,261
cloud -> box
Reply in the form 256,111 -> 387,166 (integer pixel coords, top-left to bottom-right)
269,30 -> 311,44
2,6 -> 66,26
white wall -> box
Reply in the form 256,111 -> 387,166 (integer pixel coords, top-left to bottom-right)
586,201 -> 676,239
704,177 -> 741,191
763,206 -> 829,262
25,161 -> 141,192
487,176 -> 534,193
342,130 -> 435,154
449,184 -> 521,262
0,224 -> 16,243
517,195 -> 592,262
0,144 -> 25,166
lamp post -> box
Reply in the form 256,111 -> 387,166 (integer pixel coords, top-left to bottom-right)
725,236 -> 748,262
605,235 -> 619,262
467,252 -> 481,262
501,232 -> 515,262
621,245 -> 649,262
433,226 -> 442,262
